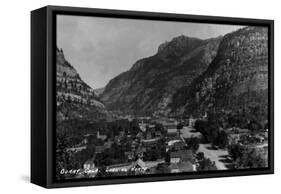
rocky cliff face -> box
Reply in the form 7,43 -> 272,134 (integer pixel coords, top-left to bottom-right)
101,35 -> 222,116
171,27 -> 268,123
56,48 -> 108,121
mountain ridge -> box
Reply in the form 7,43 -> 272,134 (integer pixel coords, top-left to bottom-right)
56,48 -> 109,122
170,26 -> 268,125
101,35 -> 223,116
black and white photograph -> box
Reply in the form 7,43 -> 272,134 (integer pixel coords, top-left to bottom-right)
55,14 -> 269,180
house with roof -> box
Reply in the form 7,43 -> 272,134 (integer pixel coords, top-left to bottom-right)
96,130 -> 107,140
136,131 -> 144,139
170,150 -> 194,164
170,152 -> 181,164
178,161 -> 195,172
139,122 -> 147,132
135,147 -> 146,159
169,163 -> 180,173
171,141 -> 186,151
104,139 -> 113,149
130,159 -> 165,174
95,145 -> 106,154
131,158 -> 147,172
188,116 -> 196,127
124,151 -> 135,161
155,130 -> 163,138
167,128 -> 180,139
169,161 -> 195,173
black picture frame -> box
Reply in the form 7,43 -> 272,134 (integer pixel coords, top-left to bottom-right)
31,5 -> 274,188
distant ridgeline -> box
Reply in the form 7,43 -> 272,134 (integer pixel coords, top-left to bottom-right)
56,26 -> 269,129
101,26 -> 268,124
101,35 -> 223,116
171,27 -> 268,126
56,48 -> 109,123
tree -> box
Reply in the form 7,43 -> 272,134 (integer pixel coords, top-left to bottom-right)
194,119 -> 228,148
187,137 -> 200,153
248,120 -> 262,132
56,132 -> 76,180
197,158 -> 217,171
165,151 -> 171,164
196,152 -> 205,161
156,163 -> 170,174
177,123 -> 184,130
214,131 -> 228,149
228,143 -> 267,169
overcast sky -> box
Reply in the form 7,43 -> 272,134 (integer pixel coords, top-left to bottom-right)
57,15 -> 244,89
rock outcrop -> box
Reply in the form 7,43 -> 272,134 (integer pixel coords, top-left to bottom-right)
101,35 -> 222,116
56,48 -> 108,121
171,27 -> 268,123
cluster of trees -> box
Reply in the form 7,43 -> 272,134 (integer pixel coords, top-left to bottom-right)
155,163 -> 170,174
176,123 -> 184,130
144,138 -> 166,161
56,118 -> 171,178
228,143 -> 267,169
56,132 -> 96,180
194,119 -> 228,149
227,113 -> 265,132
185,137 -> 200,153
94,142 -> 127,167
196,152 -> 217,171
56,119 -> 140,177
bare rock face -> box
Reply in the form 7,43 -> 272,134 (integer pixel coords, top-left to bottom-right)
100,35 -> 222,116
171,27 -> 268,123
56,48 -> 108,121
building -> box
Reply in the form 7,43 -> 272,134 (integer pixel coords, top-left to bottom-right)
97,131 -> 107,140
229,133 -> 240,144
178,161 -> 195,172
104,139 -> 113,149
170,150 -> 194,164
167,128 -> 180,139
66,145 -> 87,153
172,141 -> 186,151
124,151 -> 135,161
131,158 -> 147,172
170,152 -> 181,164
189,115 -> 196,127
135,147 -> 146,159
141,138 -> 159,149
139,122 -> 146,132
95,145 -> 106,154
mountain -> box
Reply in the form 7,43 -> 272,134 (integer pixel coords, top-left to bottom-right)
93,87 -> 105,97
101,35 -> 222,116
171,27 -> 268,124
56,48 -> 108,121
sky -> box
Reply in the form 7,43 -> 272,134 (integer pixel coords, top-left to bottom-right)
57,15 -> 244,89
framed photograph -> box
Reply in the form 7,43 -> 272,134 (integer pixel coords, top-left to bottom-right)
31,5 -> 274,188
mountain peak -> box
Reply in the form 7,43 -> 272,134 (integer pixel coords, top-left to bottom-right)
101,35 -> 222,116
171,26 -> 268,119
157,35 -> 203,58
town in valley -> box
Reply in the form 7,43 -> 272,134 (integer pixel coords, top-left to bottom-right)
56,19 -> 269,180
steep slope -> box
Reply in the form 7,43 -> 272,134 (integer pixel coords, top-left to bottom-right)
171,27 -> 268,124
94,87 -> 105,97
56,48 -> 108,121
101,35 -> 222,116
